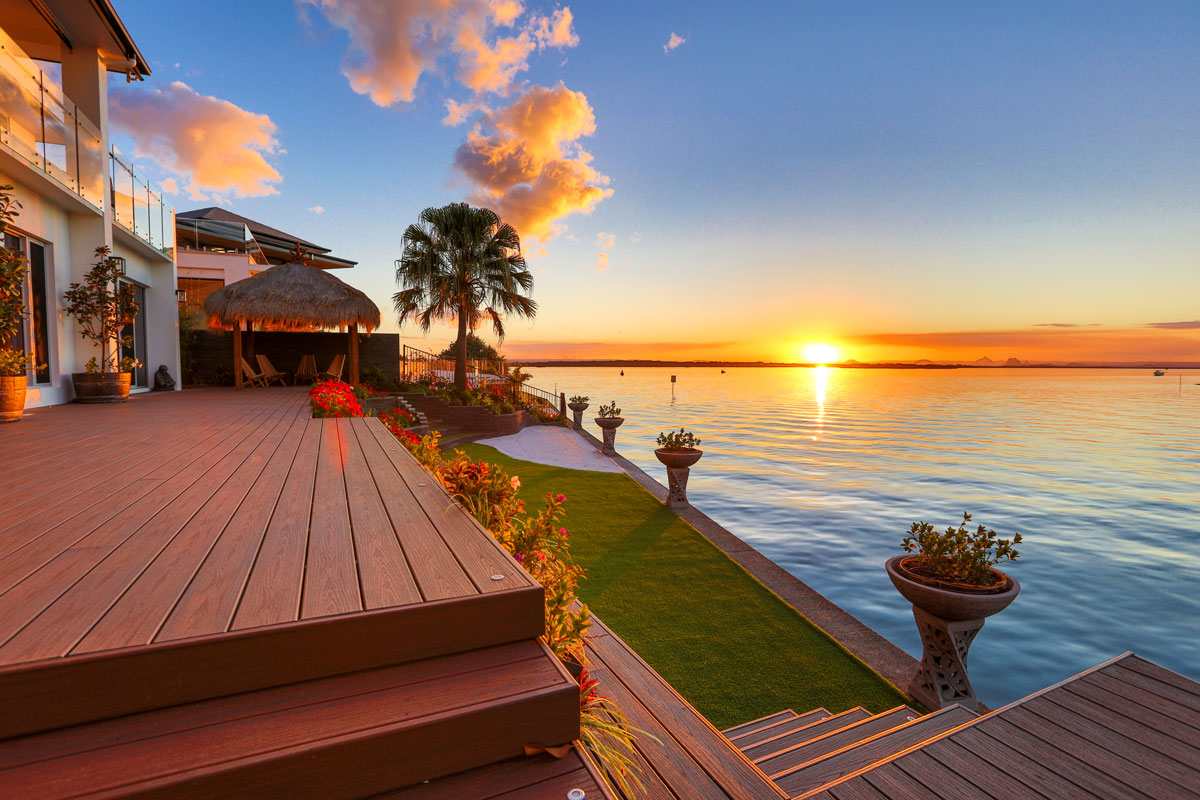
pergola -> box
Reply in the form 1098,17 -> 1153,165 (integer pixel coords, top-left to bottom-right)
203,262 -> 381,389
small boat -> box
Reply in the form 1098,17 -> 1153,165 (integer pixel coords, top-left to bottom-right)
720,369 -> 726,374
619,370 -> 624,376
1154,370 -> 1166,376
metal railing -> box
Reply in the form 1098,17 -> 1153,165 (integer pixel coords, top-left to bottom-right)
401,344 -> 565,417
0,26 -> 104,210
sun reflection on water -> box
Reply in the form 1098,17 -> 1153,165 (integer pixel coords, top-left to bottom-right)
812,366 -> 829,441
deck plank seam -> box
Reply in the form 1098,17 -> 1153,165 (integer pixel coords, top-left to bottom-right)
56,401 -> 303,658
348,418 -> 431,603
1044,687 -> 1200,767
143,404 -> 311,646
220,412 -> 314,634
0,401 -> 298,655
295,419 -> 324,621
334,418 -> 369,613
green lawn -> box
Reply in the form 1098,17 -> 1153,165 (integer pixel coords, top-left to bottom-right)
458,443 -> 908,729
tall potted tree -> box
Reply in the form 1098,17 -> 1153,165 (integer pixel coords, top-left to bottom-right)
0,185 -> 35,423
63,246 -> 141,403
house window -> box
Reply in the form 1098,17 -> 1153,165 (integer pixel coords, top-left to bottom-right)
177,277 -> 224,325
2,232 -> 52,385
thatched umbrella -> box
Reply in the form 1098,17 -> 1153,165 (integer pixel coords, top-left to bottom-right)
204,262 -> 381,388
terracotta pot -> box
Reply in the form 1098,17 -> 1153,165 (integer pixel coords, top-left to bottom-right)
0,375 -> 27,423
655,447 -> 703,469
567,402 -> 589,412
886,555 -> 1019,621
72,372 -> 132,404
594,416 -> 624,430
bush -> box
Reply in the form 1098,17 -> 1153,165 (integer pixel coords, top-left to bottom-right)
360,366 -> 395,391
902,512 -> 1022,587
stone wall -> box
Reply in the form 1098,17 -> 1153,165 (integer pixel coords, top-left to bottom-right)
399,392 -> 531,436
185,331 -> 400,387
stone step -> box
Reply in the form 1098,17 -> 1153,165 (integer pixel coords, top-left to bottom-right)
742,707 -> 874,761
775,703 -> 979,797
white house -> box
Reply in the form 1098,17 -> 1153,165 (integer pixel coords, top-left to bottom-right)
0,0 -> 177,406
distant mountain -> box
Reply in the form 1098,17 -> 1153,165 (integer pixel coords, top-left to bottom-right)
974,357 -> 1000,366
1005,357 -> 1026,366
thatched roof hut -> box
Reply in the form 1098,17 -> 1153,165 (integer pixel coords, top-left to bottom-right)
203,262 -> 381,387
204,262 -> 380,333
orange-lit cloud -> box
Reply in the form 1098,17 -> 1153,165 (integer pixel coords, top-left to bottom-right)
596,232 -> 614,249
596,252 -> 609,270
663,32 -> 686,53
840,327 -> 1200,363
305,0 -> 578,105
454,82 -> 611,240
111,81 -> 281,200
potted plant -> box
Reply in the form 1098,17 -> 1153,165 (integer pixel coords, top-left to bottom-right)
0,186 -> 38,423
567,394 -> 589,412
63,246 -> 141,403
886,512 -> 1022,621
654,428 -> 703,469
594,400 -> 623,430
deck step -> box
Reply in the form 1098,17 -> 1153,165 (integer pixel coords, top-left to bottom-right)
774,703 -> 979,797
759,706 -> 919,774
0,640 -> 579,799
742,707 -> 874,761
723,709 -> 801,739
726,708 -> 833,748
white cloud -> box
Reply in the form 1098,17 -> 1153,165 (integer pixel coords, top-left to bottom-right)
110,81 -> 281,200
630,231 -> 642,244
663,32 -> 686,53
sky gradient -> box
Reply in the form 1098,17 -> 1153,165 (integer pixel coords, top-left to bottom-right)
108,1 -> 1200,362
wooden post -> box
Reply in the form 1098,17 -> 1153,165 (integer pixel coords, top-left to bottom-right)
233,320 -> 243,389
560,392 -> 566,418
245,321 -> 255,363
348,324 -> 360,384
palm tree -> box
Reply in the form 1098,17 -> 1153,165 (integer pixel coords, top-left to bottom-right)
394,203 -> 536,389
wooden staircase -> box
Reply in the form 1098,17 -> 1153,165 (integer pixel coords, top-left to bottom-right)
723,703 -> 979,797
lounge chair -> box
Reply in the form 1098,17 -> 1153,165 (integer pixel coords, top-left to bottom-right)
240,357 -> 268,388
294,354 -> 319,385
256,354 -> 287,386
318,354 -> 345,382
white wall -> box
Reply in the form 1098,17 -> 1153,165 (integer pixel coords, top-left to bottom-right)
177,249 -> 256,283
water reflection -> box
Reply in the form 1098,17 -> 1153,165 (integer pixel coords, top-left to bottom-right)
812,366 -> 829,441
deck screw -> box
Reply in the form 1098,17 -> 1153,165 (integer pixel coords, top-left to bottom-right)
490,574 -> 505,581
567,791 -> 586,800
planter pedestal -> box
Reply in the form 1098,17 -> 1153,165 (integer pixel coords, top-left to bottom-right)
907,605 -> 985,713
601,426 -> 618,455
666,467 -> 691,508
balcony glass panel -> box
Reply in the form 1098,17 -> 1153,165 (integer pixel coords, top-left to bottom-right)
0,26 -> 102,211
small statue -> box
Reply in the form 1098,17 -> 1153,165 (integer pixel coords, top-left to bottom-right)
152,365 -> 176,391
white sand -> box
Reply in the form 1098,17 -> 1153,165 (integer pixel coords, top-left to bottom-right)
474,427 -> 623,473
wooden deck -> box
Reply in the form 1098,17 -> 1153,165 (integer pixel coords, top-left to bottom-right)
805,653 -> 1200,799
0,388 -> 581,796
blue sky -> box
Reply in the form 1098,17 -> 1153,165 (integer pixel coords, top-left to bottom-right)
109,1 -> 1200,361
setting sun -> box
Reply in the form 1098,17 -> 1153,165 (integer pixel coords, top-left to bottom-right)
803,343 -> 840,364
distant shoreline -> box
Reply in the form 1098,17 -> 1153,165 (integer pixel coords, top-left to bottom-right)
517,360 -> 1199,369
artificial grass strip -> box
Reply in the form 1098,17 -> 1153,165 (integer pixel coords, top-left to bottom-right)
458,443 -> 908,729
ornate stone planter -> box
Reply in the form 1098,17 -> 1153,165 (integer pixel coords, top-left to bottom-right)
567,401 -> 589,430
72,372 -> 132,404
594,416 -> 623,455
654,448 -> 702,508
0,375 -> 27,423
886,555 -> 1020,712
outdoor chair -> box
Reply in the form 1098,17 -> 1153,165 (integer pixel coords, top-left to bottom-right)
318,354 -> 345,382
294,354 -> 319,385
240,358 -> 269,388
256,354 -> 288,386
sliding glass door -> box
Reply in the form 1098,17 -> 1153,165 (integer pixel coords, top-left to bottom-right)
119,282 -> 148,387
2,233 -> 52,385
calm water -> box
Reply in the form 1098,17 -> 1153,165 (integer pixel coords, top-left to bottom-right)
527,366 -> 1200,706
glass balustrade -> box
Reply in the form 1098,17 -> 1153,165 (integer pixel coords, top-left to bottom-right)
0,26 -> 103,212
110,149 -> 174,257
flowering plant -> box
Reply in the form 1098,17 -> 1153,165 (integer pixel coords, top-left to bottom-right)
309,379 -> 363,418
579,666 -> 654,797
378,407 -> 416,432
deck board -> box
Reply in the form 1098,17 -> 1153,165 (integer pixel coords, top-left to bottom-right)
0,389 -> 543,740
